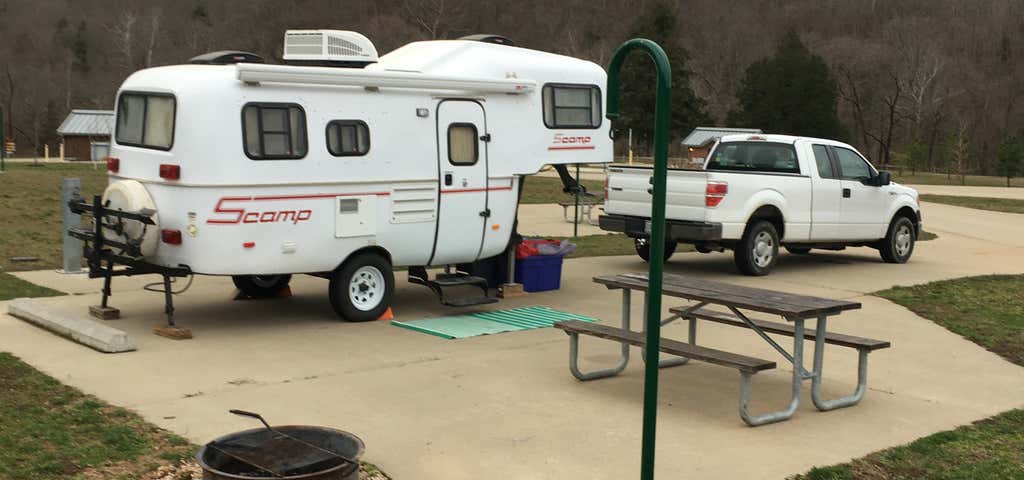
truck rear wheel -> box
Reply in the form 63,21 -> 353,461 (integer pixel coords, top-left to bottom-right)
734,221 -> 779,276
329,252 -> 394,322
879,216 -> 915,264
232,275 -> 292,298
635,237 -> 677,263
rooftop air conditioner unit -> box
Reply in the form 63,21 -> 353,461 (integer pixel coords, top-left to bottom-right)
282,30 -> 379,68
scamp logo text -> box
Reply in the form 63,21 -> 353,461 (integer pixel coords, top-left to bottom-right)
548,133 -> 595,150
207,197 -> 312,225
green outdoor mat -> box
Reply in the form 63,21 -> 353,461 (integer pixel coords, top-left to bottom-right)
391,306 -> 598,339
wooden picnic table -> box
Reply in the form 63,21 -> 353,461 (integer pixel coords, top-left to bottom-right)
554,272 -> 889,426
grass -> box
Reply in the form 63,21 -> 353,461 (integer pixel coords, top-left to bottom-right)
876,275 -> 1024,366
0,272 -> 64,301
0,351 -> 194,480
0,163 -> 108,272
892,171 -> 1023,188
920,194 -> 1024,214
520,176 -> 604,204
794,275 -> 1024,479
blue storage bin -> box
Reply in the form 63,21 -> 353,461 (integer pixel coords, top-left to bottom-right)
515,255 -> 564,292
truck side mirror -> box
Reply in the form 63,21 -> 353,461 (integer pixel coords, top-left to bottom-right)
874,171 -> 892,186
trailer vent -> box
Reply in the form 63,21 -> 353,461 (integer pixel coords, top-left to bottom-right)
283,30 -> 378,68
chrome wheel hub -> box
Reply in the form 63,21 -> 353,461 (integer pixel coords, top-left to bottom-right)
894,225 -> 912,257
349,266 -> 384,311
753,231 -> 775,268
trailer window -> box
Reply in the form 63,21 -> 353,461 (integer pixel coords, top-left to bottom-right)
115,92 -> 175,150
542,84 -> 601,129
326,120 -> 370,156
242,103 -> 307,160
448,123 -> 478,165
707,142 -> 800,174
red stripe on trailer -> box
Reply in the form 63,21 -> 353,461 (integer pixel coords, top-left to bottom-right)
547,145 -> 595,150
442,186 -> 514,194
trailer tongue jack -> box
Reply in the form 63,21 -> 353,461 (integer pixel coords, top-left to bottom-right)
68,194 -> 193,337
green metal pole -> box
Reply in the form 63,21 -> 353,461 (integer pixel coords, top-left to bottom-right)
607,38 -> 671,480
573,163 -> 580,237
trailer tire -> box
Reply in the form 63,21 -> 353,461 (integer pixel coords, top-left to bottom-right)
232,275 -> 292,299
329,252 -> 394,322
635,237 -> 677,263
734,220 -> 779,276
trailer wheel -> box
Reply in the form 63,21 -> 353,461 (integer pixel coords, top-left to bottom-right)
329,252 -> 394,322
232,275 -> 292,298
635,237 -> 677,262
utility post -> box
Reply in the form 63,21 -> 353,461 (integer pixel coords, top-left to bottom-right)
0,105 -> 5,173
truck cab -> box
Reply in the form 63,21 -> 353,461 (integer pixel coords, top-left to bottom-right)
600,134 -> 921,275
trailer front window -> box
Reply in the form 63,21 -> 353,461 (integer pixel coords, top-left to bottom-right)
242,103 -> 307,160
542,84 -> 601,129
115,92 -> 175,150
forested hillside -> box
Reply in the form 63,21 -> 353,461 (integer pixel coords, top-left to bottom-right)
1,0 -> 1022,178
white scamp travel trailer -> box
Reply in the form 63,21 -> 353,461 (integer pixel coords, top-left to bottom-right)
70,30 -> 611,323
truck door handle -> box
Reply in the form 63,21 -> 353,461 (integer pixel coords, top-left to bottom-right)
444,173 -> 453,186
842,188 -> 851,198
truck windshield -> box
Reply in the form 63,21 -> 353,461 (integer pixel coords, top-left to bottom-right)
115,92 -> 175,150
706,141 -> 799,174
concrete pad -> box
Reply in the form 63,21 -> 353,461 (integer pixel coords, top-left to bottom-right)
910,184 -> 1024,200
517,203 -> 609,237
7,298 -> 136,353
1,194 -> 1023,478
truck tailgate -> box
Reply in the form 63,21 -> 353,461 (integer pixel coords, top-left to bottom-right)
605,166 -> 708,222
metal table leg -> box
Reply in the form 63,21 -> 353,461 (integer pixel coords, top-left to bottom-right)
641,292 -> 690,368
738,318 -> 805,426
811,315 -> 869,411
567,289 -> 631,381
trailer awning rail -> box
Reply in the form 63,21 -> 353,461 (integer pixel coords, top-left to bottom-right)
236,63 -> 536,94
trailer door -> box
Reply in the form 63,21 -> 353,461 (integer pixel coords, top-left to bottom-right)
430,100 -> 488,265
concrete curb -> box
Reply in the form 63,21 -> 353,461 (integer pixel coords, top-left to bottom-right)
7,298 -> 136,353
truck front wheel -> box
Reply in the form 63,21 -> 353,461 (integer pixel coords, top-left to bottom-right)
329,252 -> 395,322
635,237 -> 677,263
879,216 -> 915,264
734,221 -> 779,276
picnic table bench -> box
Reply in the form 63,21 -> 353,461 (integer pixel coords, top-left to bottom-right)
553,272 -> 890,426
557,194 -> 603,225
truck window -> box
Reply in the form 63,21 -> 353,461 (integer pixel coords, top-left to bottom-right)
242,103 -> 307,160
326,120 -> 370,156
812,144 -> 836,179
833,147 -> 873,181
706,142 -> 800,174
115,92 -> 175,150
448,123 -> 478,165
542,84 -> 602,129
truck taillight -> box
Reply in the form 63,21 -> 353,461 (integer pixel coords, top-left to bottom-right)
161,229 -> 182,245
106,157 -> 120,173
706,181 -> 728,207
159,164 -> 180,180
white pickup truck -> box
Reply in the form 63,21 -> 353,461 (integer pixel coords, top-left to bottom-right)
599,134 -> 922,275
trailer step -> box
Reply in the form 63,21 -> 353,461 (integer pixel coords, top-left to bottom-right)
408,267 -> 498,308
443,296 -> 500,307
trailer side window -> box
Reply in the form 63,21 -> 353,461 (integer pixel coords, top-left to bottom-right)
242,103 -> 307,160
115,92 -> 175,150
326,120 -> 370,156
448,123 -> 478,166
542,84 -> 601,129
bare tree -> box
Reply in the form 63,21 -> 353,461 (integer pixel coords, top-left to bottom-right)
145,10 -> 162,68
401,0 -> 455,40
108,10 -> 138,73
